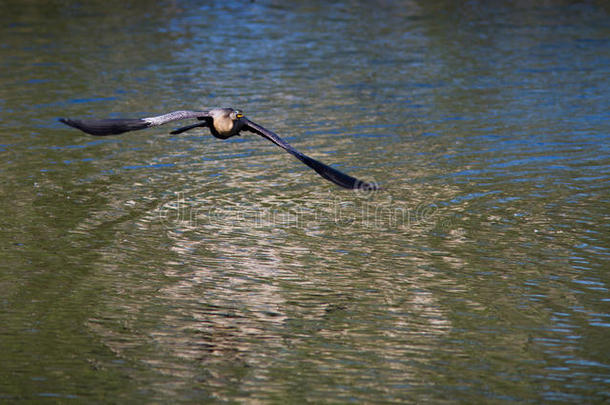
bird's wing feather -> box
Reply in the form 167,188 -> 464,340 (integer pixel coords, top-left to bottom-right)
243,119 -> 375,190
170,119 -> 212,135
59,110 -> 210,136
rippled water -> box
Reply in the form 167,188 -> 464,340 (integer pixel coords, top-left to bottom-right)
1,1 -> 609,403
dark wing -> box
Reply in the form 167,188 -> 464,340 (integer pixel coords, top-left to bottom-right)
169,119 -> 212,135
59,110 -> 211,136
243,119 -> 376,190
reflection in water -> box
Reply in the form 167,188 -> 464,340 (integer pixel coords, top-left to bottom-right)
85,184 -> 458,399
0,0 -> 609,403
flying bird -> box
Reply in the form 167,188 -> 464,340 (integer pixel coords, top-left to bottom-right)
59,108 -> 376,190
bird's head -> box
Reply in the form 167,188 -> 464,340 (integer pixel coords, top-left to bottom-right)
230,109 -> 244,121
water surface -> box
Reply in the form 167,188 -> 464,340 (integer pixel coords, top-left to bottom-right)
1,1 -> 609,403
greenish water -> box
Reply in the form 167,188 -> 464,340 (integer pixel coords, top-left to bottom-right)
1,1 -> 609,403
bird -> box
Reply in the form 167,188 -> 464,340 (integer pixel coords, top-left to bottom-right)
59,108 -> 377,190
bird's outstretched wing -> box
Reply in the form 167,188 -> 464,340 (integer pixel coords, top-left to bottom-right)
59,110 -> 211,136
243,119 -> 376,190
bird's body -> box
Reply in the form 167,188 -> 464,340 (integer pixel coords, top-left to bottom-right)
205,108 -> 244,139
59,108 -> 376,190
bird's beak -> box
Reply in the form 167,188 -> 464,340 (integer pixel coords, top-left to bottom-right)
236,113 -> 243,118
